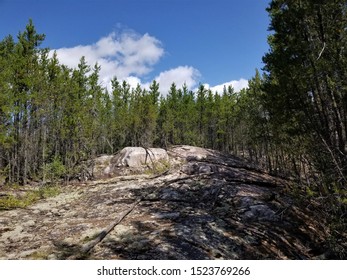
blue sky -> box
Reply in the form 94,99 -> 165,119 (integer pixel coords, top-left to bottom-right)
0,0 -> 271,93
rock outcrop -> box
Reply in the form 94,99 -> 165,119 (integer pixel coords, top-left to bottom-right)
112,147 -> 169,168
84,147 -> 169,179
0,145 -> 341,260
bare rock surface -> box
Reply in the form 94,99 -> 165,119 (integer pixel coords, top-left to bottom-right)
0,145 -> 331,259
112,147 -> 169,168
85,147 -> 169,179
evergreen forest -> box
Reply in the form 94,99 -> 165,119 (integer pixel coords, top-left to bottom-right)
0,0 -> 346,251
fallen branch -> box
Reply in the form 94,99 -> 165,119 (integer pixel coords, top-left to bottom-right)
149,169 -> 170,179
79,198 -> 142,255
86,174 -> 151,187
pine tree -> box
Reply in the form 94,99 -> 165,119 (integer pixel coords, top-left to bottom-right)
10,19 -> 45,184
196,84 -> 207,146
0,35 -> 16,183
263,0 -> 347,189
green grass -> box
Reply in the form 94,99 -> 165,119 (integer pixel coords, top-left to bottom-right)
0,185 -> 60,210
145,159 -> 171,175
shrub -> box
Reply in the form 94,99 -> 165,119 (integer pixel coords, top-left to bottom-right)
43,156 -> 66,184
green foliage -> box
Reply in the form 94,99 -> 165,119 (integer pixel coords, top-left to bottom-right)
263,0 -> 347,188
0,17 -> 346,210
43,156 -> 66,183
0,185 -> 60,210
1,8 -> 346,258
1,20 -> 259,186
145,159 -> 171,176
261,0 -> 347,257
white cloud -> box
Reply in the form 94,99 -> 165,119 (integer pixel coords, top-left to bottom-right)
125,76 -> 143,89
50,29 -> 245,96
50,30 -> 164,88
150,66 -> 200,94
204,78 -> 249,93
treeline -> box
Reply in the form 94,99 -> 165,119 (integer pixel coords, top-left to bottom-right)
0,20 -> 271,184
1,0 -> 347,202
1,0 -> 346,256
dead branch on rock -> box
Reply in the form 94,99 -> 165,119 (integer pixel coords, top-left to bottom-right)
149,169 -> 170,179
79,198 -> 142,255
86,174 -> 151,187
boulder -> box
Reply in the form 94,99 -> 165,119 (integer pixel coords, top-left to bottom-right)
112,147 -> 169,168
